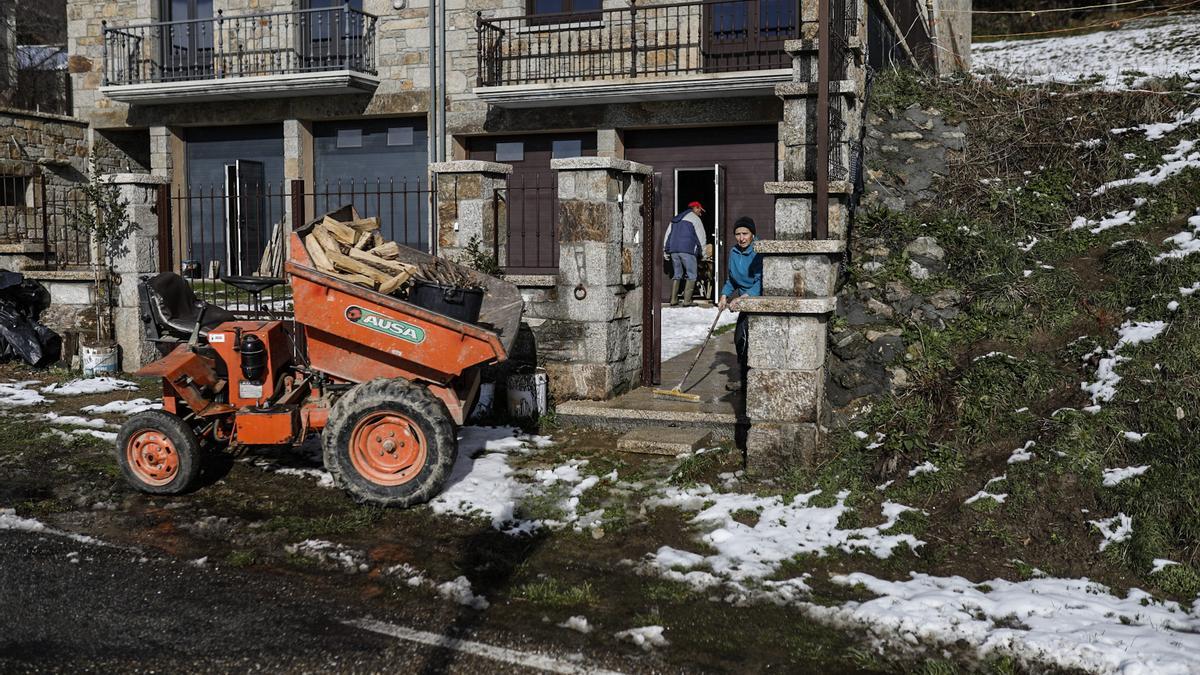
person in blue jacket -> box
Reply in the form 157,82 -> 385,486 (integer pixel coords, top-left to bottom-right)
663,201 -> 707,306
718,216 -> 762,391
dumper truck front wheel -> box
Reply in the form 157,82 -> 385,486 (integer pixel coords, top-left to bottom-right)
115,410 -> 202,495
323,378 -> 456,507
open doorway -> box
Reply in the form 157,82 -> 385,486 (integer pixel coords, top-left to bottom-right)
672,166 -> 722,303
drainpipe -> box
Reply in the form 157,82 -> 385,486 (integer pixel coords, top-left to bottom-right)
437,0 -> 447,161
428,0 -> 439,163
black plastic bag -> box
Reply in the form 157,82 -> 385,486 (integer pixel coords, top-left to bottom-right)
0,272 -> 61,367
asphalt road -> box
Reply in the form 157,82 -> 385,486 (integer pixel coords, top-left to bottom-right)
0,530 -> 622,674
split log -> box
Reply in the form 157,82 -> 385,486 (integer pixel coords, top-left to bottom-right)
304,234 -> 335,273
326,249 -> 392,285
348,247 -> 416,275
368,241 -> 400,259
347,217 -> 380,232
379,270 -> 412,295
353,229 -> 374,251
319,218 -> 358,246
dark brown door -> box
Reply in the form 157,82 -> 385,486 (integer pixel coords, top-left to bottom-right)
703,0 -> 800,72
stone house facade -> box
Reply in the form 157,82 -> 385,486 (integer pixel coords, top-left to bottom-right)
62,0 -> 968,404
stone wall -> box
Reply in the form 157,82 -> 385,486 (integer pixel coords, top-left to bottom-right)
861,102 -> 967,212
0,107 -> 88,182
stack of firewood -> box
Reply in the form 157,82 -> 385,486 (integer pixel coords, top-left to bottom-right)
302,215 -> 483,297
303,215 -> 417,295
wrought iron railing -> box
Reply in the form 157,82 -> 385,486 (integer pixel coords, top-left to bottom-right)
476,0 -> 808,87
102,5 -> 377,86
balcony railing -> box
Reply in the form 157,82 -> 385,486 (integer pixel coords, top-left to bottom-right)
476,0 -> 838,88
102,5 -> 377,87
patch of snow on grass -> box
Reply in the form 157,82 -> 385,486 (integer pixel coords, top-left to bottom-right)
614,625 -> 668,652
431,426 -> 535,533
1082,321 -> 1168,405
1114,106 -> 1200,140
964,490 -> 1007,506
1102,465 -> 1150,487
907,461 -> 938,477
43,412 -> 112,429
1090,513 -> 1134,551
72,429 -> 117,443
41,377 -> 139,395
816,572 -> 1200,674
1007,441 -> 1035,464
1096,140 -> 1200,196
660,305 -> 737,361
972,15 -> 1200,91
1123,431 -> 1148,443
0,380 -> 46,406
645,487 -> 922,594
0,508 -> 104,546
82,398 -> 161,415
1070,209 -> 1137,234
1154,209 -> 1200,262
1152,559 -> 1180,574
558,615 -> 592,634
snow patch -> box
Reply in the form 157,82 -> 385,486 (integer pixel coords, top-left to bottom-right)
1154,209 -> 1200,262
0,380 -> 47,406
1090,513 -> 1134,551
815,572 -> 1200,674
436,576 -> 490,610
1007,441 -> 1036,464
659,306 -> 738,361
907,461 -> 939,478
1081,321 -> 1168,406
1096,140 -> 1200,196
41,377 -> 139,395
558,615 -> 593,634
1102,465 -> 1150,487
614,625 -> 668,652
284,539 -> 369,573
81,398 -> 161,415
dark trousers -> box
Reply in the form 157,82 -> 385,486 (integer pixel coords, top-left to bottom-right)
735,312 -> 749,381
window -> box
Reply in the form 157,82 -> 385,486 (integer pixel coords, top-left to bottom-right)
551,139 -> 582,159
387,127 -> 414,147
336,128 -> 363,149
495,142 -> 525,162
526,0 -> 602,22
0,177 -> 28,207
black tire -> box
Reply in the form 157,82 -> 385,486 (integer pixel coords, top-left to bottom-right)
322,378 -> 457,507
115,410 -> 202,495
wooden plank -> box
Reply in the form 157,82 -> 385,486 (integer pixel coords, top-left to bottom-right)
347,247 -> 417,275
326,249 -> 392,284
368,241 -> 400,259
319,218 -> 358,246
379,270 -> 412,295
303,234 -> 335,273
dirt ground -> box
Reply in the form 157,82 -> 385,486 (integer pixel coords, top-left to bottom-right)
0,362 -> 898,674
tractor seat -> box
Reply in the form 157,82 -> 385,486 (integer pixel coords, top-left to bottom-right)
221,276 -> 285,294
143,272 -> 236,341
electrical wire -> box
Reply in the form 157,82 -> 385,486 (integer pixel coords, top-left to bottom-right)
942,0 -> 1157,14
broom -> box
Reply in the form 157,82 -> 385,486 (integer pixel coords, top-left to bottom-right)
653,307 -> 725,402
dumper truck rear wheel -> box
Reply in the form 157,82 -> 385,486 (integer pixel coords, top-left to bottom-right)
115,410 -> 202,495
323,378 -> 456,507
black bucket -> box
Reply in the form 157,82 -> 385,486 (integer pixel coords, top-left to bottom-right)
409,281 -> 484,324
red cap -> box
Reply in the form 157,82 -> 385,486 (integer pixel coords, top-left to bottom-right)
688,201 -> 704,211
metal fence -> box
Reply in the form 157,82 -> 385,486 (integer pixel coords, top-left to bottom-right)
102,5 -> 378,86
477,0 -> 806,87
0,175 -> 93,269
160,178 -> 431,317
496,172 -> 558,274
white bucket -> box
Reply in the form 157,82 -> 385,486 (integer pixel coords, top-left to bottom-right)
80,343 -> 119,377
506,369 -> 547,420
469,382 -> 495,422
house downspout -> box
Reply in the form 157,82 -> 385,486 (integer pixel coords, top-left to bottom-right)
428,0 -> 441,253
437,0 -> 447,161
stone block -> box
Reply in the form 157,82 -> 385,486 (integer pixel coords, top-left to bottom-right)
528,318 -> 586,361
745,422 -> 821,474
774,197 -> 813,239
746,314 -> 826,370
582,317 -> 630,364
618,427 -> 713,456
557,241 -> 623,288
544,361 -> 630,401
558,200 -> 620,243
745,367 -> 823,422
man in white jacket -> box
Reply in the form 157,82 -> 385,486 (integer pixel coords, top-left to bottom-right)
662,201 -> 707,306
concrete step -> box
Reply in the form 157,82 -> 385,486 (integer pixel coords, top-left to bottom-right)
617,427 -> 713,456
556,401 -> 740,441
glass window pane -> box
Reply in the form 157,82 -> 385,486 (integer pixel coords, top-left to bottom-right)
495,142 -> 524,162
387,127 -> 414,146
572,0 -> 602,13
532,0 -> 565,14
551,139 -> 582,159
337,128 -> 363,149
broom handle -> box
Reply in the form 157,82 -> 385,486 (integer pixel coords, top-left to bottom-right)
673,307 -> 725,389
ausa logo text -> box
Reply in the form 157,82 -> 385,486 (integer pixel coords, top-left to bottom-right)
345,306 -> 426,344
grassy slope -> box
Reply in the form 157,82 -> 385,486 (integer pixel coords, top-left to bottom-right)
786,68 -> 1200,603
